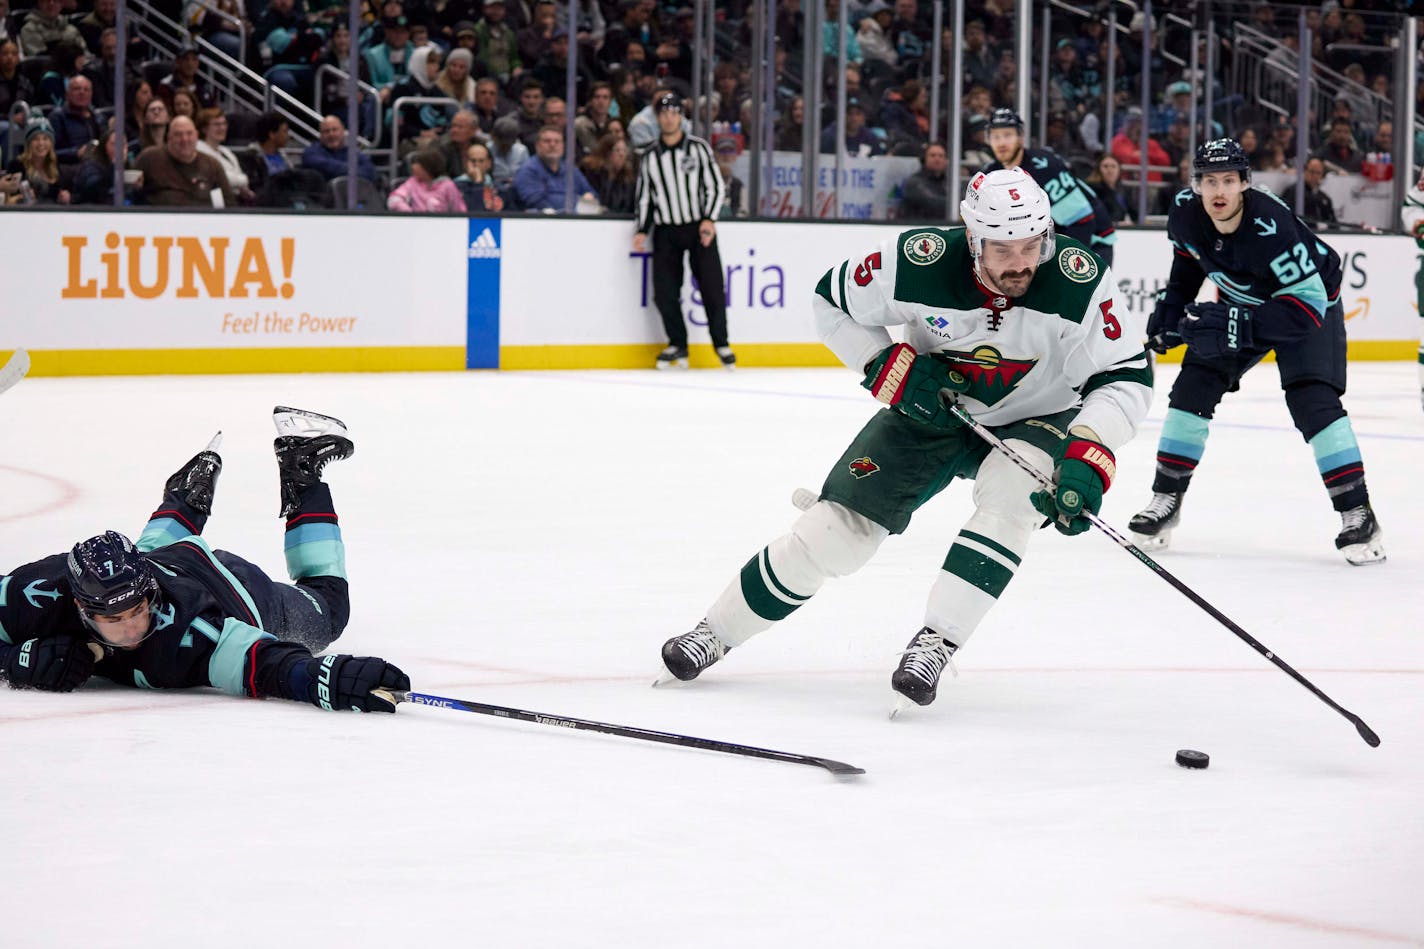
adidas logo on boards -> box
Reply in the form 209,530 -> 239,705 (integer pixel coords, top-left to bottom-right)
468,227 -> 501,259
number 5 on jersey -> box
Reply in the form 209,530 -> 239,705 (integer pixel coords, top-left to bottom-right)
853,252 -> 882,286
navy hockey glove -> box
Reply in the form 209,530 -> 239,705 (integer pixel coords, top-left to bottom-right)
303,654 -> 410,712
1030,435 -> 1116,536
1181,302 -> 1253,361
2,634 -> 97,692
1145,293 -> 1184,354
862,343 -> 970,429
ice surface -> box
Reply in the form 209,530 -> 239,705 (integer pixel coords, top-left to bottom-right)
2,363 -> 1420,948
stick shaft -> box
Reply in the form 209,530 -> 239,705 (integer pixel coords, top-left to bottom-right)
382,690 -> 865,775
948,401 -> 1380,747
0,349 -> 30,395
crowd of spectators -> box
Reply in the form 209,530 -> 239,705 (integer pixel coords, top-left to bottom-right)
0,0 -> 1418,224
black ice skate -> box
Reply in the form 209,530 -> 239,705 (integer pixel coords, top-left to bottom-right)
165,432 -> 224,514
273,406 -> 354,518
655,619 -> 730,685
1335,504 -> 1385,566
655,345 -> 688,370
890,627 -> 959,718
716,346 -> 737,371
1128,491 -> 1184,550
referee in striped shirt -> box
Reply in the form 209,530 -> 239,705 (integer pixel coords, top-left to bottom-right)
633,92 -> 735,370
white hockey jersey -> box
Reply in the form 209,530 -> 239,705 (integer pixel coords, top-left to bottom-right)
813,227 -> 1152,449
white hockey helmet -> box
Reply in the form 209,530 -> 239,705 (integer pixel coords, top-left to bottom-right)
959,167 -> 1056,264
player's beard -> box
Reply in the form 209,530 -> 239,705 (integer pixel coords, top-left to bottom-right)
980,261 -> 1036,297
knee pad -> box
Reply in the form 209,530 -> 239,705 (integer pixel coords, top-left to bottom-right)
971,441 -> 1052,529
1168,362 -> 1233,417
1284,381 -> 1346,441
787,500 -> 888,579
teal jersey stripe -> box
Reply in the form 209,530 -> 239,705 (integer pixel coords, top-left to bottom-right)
1274,272 -> 1328,317
0,575 -> 10,642
137,517 -> 190,552
1051,189 -> 1093,227
285,540 -> 347,581
189,617 -> 221,643
1310,417 -> 1361,467
958,529 -> 1023,566
285,522 -> 342,547
208,618 -> 275,696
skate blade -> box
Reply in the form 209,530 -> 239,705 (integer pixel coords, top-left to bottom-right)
206,431 -> 223,452
889,694 -> 917,720
655,360 -> 689,371
273,406 -> 348,438
1342,540 -> 1386,566
1129,529 -> 1172,550
652,667 -> 681,687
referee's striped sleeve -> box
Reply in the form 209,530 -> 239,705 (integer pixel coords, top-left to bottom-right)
695,139 -> 725,221
635,154 -> 654,233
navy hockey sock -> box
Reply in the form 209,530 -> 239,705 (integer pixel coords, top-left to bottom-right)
1309,417 -> 1369,512
1150,408 -> 1210,495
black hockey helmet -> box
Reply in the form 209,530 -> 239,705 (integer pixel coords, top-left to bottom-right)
1192,138 -> 1250,185
987,108 -> 1024,131
68,531 -> 161,620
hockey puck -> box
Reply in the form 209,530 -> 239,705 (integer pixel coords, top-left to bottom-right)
1175,749 -> 1210,770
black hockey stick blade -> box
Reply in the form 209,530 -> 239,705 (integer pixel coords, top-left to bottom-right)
0,348 -> 30,395
944,397 -> 1382,749
377,689 -> 866,777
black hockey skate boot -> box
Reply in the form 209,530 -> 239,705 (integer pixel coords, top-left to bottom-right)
273,406 -> 354,518
890,627 -> 958,714
165,433 -> 224,514
655,345 -> 689,370
1128,491 -> 1184,550
716,346 -> 737,370
657,619 -> 730,683
1335,504 -> 1385,566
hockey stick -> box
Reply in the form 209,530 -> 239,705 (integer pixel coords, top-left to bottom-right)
0,349 -> 30,396
375,689 -> 866,777
945,399 -> 1382,749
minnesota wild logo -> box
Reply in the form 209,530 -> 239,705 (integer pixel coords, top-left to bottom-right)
936,346 -> 1038,407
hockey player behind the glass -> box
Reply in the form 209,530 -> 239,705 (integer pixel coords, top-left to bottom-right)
659,168 -> 1152,715
1133,138 -> 1384,565
0,406 -> 410,711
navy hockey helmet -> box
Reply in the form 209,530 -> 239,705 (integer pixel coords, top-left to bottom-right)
987,108 -> 1024,131
1192,138 -> 1250,186
68,531 -> 162,621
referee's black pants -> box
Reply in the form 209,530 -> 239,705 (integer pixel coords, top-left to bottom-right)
652,223 -> 729,349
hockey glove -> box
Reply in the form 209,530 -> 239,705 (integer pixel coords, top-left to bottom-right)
862,343 -> 970,430
164,439 -> 223,515
1181,302 -> 1253,361
1,634 -> 97,692
1145,292 -> 1185,354
1030,435 -> 1116,536
303,654 -> 410,712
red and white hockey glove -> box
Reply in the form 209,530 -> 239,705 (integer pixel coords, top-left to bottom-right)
1030,435 -> 1116,536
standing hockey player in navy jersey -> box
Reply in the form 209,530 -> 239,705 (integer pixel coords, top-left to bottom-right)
982,108 -> 1117,266
658,169 -> 1152,714
1132,139 -> 1384,565
0,407 -> 411,708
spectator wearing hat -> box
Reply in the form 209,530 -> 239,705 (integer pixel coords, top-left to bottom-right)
633,91 -> 733,370
710,133 -> 745,218
856,1 -> 896,70
1047,37 -> 1088,115
366,15 -> 415,99
961,20 -> 997,91
300,113 -> 378,182
135,114 -> 232,207
489,113 -> 529,186
474,0 -> 521,82
961,111 -> 992,168
1110,107 -> 1170,181
18,0 -> 83,58
447,19 -> 478,55
160,43 -> 217,111
820,96 -> 885,157
387,147 -> 465,211
436,47 -> 478,106
48,72 -> 101,164
1151,79 -> 1193,136
4,119 -> 70,203
897,141 -> 948,220
513,124 -> 593,211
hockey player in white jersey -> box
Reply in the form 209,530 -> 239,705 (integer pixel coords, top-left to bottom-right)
1399,173 -> 1424,411
658,168 -> 1153,713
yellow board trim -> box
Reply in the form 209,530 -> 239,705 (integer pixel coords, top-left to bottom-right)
1151,340 -> 1416,363
6,347 -> 467,376
498,343 -> 844,370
